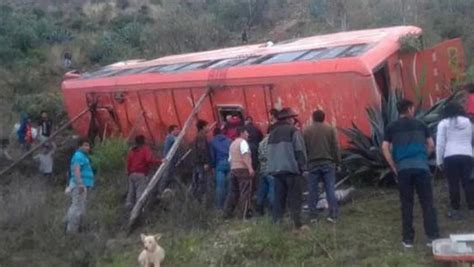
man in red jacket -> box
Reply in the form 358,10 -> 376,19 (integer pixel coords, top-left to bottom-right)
126,135 -> 162,211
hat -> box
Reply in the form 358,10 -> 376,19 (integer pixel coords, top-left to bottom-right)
277,108 -> 298,120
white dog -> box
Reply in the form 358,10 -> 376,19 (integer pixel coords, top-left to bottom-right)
138,233 -> 165,267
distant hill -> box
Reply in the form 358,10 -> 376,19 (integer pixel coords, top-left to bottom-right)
1,0 -> 474,125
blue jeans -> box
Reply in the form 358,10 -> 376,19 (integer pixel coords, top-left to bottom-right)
215,161 -> 230,210
308,164 -> 338,218
256,174 -> 275,209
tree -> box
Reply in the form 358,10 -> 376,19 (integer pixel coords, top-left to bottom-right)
309,0 -> 349,31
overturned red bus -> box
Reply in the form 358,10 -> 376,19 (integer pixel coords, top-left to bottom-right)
61,26 -> 465,144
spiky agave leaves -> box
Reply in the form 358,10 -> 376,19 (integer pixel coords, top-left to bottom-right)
341,89 -> 463,185
340,123 -> 394,184
340,89 -> 402,185
417,90 -> 465,134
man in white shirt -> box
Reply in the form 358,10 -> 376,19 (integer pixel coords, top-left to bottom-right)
224,126 -> 255,219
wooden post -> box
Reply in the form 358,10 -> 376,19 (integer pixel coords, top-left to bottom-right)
0,107 -> 90,177
128,87 -> 212,230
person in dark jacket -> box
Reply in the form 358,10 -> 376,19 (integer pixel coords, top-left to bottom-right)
210,127 -> 232,210
126,135 -> 162,211
191,119 -> 211,201
158,125 -> 180,193
267,108 -> 307,229
268,108 -> 279,132
255,132 -> 275,216
245,116 -> 263,171
39,110 -> 53,141
303,110 -> 341,223
382,99 -> 439,248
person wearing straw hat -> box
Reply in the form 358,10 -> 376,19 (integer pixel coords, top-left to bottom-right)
267,108 -> 307,230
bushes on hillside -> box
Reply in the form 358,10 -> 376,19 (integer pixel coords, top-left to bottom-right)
90,137 -> 129,174
12,92 -> 64,121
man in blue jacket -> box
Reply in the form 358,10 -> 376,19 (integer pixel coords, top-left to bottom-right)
210,127 -> 232,210
158,125 -> 180,194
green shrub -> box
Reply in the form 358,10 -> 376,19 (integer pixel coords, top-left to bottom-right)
90,138 -> 128,174
399,34 -> 423,54
12,92 -> 64,121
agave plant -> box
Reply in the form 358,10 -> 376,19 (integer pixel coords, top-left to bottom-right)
341,89 -> 464,185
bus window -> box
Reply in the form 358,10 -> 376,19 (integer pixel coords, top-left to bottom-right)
216,106 -> 245,124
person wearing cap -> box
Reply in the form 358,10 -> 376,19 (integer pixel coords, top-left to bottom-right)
267,107 -> 307,229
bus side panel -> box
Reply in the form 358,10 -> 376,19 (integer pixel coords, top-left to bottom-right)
269,73 -> 377,144
122,92 -> 149,141
173,89 -> 196,141
138,90 -> 166,143
242,85 -> 271,131
62,88 -> 90,138
192,87 -> 217,129
154,89 -> 181,137
400,38 -> 465,106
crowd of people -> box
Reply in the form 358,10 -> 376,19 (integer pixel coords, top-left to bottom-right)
156,108 -> 340,229
61,96 -> 474,249
16,110 -> 53,151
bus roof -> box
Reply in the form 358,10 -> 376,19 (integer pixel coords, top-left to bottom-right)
64,26 -> 421,88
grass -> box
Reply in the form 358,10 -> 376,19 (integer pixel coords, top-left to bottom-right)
100,179 -> 473,267
1,164 -> 472,266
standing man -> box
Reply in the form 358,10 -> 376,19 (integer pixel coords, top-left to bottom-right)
382,99 -> 440,248
269,108 -> 279,130
244,116 -> 263,171
303,110 -> 341,223
210,127 -> 231,210
158,125 -> 180,194
255,130 -> 275,216
267,108 -> 307,229
224,126 -> 255,219
191,120 -> 211,202
39,110 -> 53,142
126,135 -> 162,211
65,139 -> 94,234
